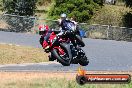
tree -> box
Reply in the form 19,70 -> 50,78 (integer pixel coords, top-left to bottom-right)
93,0 -> 104,6
123,0 -> 132,27
124,0 -> 132,7
3,0 -> 37,16
49,0 -> 101,23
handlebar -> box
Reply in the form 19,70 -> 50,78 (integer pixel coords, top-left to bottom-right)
64,30 -> 75,35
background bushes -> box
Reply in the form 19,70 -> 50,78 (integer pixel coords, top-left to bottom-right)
49,0 -> 102,23
3,0 -> 37,16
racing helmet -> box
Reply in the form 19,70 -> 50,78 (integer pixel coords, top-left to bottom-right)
39,24 -> 49,35
60,13 -> 67,20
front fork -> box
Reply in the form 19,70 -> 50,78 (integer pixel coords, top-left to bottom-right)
72,46 -> 85,61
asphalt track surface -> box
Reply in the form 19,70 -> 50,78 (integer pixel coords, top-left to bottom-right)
0,31 -> 132,72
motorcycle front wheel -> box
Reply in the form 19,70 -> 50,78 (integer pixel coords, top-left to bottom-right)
79,55 -> 89,66
78,49 -> 89,66
51,49 -> 71,66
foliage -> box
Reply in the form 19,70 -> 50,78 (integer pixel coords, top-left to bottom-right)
3,0 -> 37,16
93,0 -> 104,6
123,0 -> 132,27
89,5 -> 130,26
124,0 -> 132,7
49,0 -> 101,23
123,12 -> 132,28
0,0 -> 2,8
37,0 -> 52,6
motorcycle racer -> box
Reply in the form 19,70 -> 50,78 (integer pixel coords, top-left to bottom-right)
53,13 -> 84,47
38,14 -> 88,65
39,24 -> 51,49
51,13 -> 77,44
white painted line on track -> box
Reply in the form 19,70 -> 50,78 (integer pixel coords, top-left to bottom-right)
0,42 -> 21,46
0,61 -> 60,68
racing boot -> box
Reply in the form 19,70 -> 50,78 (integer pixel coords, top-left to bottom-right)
48,53 -> 55,61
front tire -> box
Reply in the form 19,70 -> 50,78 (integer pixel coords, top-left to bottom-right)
78,49 -> 89,66
79,56 -> 89,66
51,49 -> 71,66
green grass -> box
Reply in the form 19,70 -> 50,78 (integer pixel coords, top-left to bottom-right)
0,72 -> 131,88
0,0 -> 3,14
1,78 -> 132,88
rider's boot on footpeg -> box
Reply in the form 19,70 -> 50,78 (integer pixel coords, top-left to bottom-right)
48,54 -> 55,61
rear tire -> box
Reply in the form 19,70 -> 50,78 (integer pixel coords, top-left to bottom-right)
51,49 -> 70,66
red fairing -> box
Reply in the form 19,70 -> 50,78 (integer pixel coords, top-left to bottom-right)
42,31 -> 66,56
42,40 -> 48,48
42,32 -> 55,49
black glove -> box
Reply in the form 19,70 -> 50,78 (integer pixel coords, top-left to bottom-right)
39,36 -> 44,46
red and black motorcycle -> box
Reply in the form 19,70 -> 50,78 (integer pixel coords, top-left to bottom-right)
42,31 -> 73,66
61,30 -> 89,66
39,22 -> 89,66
